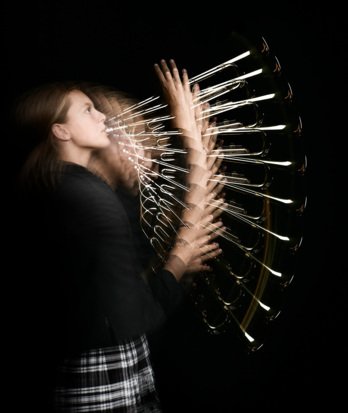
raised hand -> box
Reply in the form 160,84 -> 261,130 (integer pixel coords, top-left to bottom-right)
154,59 -> 197,135
155,59 -> 226,281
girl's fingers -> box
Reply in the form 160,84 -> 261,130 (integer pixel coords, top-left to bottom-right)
154,63 -> 166,84
199,242 -> 222,261
209,225 -> 226,240
207,174 -> 223,194
205,197 -> 225,214
183,69 -> 190,92
169,59 -> 182,84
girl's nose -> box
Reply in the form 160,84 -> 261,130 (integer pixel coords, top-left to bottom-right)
96,109 -> 106,123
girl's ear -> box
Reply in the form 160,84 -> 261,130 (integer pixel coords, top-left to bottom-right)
52,123 -> 70,141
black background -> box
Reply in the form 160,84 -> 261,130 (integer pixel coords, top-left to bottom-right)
2,1 -> 346,411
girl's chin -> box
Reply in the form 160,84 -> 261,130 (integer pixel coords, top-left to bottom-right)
101,138 -> 111,148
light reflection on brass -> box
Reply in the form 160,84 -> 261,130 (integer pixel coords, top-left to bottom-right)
108,36 -> 306,351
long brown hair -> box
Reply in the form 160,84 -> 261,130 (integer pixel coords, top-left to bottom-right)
15,81 -> 80,190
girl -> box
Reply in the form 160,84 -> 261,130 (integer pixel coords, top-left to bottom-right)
14,62 -> 221,412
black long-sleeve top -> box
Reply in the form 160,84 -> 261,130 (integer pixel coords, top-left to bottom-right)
17,163 -> 184,356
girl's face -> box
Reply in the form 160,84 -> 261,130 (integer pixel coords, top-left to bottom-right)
64,90 -> 110,150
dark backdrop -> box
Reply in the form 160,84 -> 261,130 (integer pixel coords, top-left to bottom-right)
2,1 -> 345,411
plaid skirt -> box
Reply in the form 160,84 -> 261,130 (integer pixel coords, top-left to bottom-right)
53,335 -> 162,412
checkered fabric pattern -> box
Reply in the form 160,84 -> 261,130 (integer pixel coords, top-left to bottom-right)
54,335 -> 161,412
